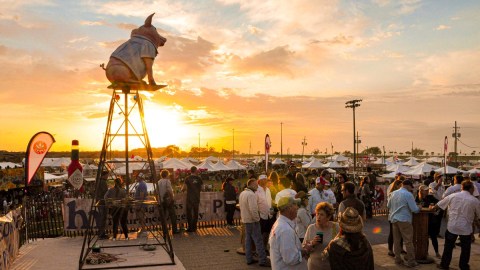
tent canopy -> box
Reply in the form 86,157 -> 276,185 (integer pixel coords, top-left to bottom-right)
272,158 -> 285,165
435,165 -> 466,175
302,158 -> 324,169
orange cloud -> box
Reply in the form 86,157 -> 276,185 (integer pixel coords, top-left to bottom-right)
228,46 -> 296,77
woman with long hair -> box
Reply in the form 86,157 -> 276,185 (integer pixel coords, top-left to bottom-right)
293,172 -> 308,193
387,178 -> 404,256
104,177 -> 129,240
268,170 -> 281,200
303,202 -> 340,269
295,191 -> 312,242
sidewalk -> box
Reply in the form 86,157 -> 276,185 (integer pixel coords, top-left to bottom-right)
11,221 -> 480,269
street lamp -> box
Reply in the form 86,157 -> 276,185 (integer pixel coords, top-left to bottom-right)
301,136 -> 307,162
345,99 -> 362,173
280,122 -> 283,160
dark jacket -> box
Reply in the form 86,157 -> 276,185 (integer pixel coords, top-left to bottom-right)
222,181 -> 237,201
327,235 -> 374,270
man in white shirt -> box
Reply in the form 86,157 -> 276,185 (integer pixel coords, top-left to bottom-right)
269,196 -> 311,270
433,180 -> 480,270
239,179 -> 270,267
308,177 -> 335,217
428,173 -> 445,201
256,174 -> 275,253
443,174 -> 479,198
323,180 -> 337,206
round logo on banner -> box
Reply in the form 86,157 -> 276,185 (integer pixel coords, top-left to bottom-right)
69,169 -> 84,190
33,141 -> 47,154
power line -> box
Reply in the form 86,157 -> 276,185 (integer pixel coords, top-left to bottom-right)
458,138 -> 480,149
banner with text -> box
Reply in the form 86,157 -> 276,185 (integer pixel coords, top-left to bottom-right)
63,192 -> 240,232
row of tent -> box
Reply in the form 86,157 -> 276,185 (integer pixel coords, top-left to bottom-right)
382,161 -> 480,178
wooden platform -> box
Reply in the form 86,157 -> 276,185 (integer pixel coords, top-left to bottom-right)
107,82 -> 167,92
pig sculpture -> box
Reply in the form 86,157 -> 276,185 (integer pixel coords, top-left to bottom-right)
104,13 -> 166,86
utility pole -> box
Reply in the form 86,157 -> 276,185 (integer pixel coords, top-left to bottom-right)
346,99 -> 362,173
331,142 -> 334,156
356,131 -> 361,161
280,122 -> 283,160
452,121 -> 460,164
301,136 -> 307,162
383,146 -> 386,163
411,141 -> 413,157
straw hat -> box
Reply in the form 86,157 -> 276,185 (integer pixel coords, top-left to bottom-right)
339,207 -> 363,233
295,191 -> 310,200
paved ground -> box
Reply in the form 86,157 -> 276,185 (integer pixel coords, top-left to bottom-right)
11,216 -> 480,270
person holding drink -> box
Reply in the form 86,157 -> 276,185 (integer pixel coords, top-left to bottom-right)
302,202 -> 339,269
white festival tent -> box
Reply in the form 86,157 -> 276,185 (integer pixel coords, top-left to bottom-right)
226,160 -> 247,170
41,157 -> 71,167
272,158 -> 285,165
204,156 -> 219,163
467,168 -> 480,174
0,162 -> 22,168
386,157 -> 403,165
410,162 -> 438,172
403,166 -> 433,176
196,160 -> 216,171
114,163 -> 148,175
212,161 -> 232,171
182,157 -> 199,164
327,154 -> 349,162
305,156 -> 315,162
435,165 -> 466,175
426,157 -> 444,163
44,173 -> 68,181
403,157 -> 419,166
161,158 -> 192,170
381,171 -> 397,179
322,161 -> 346,168
373,157 -> 392,165
386,164 -> 410,173
302,158 -> 324,169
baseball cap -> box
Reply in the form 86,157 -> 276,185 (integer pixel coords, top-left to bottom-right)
402,180 -> 414,187
315,177 -> 328,186
277,196 -> 301,211
258,174 -> 268,180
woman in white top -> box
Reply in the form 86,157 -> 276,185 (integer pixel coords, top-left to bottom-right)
302,202 -> 340,270
295,191 -> 313,242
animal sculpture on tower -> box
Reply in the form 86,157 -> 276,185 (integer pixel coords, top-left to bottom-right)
104,13 -> 166,86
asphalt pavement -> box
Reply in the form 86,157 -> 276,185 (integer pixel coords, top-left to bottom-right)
11,215 -> 480,270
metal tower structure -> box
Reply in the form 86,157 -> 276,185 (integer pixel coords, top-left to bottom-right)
79,83 -> 175,269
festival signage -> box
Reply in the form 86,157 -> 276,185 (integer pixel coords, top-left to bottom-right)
25,132 -> 55,186
265,134 -> 271,173
63,192 -> 240,232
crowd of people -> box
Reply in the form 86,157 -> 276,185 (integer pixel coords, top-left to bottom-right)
234,166 -> 480,270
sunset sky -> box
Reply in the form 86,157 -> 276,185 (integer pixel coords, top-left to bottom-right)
0,0 -> 479,156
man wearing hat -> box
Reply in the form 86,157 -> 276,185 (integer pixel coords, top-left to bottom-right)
239,179 -> 270,267
323,207 -> 374,270
269,196 -> 310,269
256,174 -> 275,252
387,180 -> 420,268
308,175 -> 336,218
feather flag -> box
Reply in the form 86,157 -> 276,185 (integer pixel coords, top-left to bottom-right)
444,136 -> 448,175
265,134 -> 271,173
25,132 -> 55,186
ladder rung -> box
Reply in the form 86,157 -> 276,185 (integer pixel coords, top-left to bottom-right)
107,134 -> 145,136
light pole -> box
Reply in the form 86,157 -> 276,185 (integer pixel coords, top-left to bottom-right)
345,99 -> 362,173
232,128 -> 235,160
280,122 -> 283,160
301,136 -> 307,162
